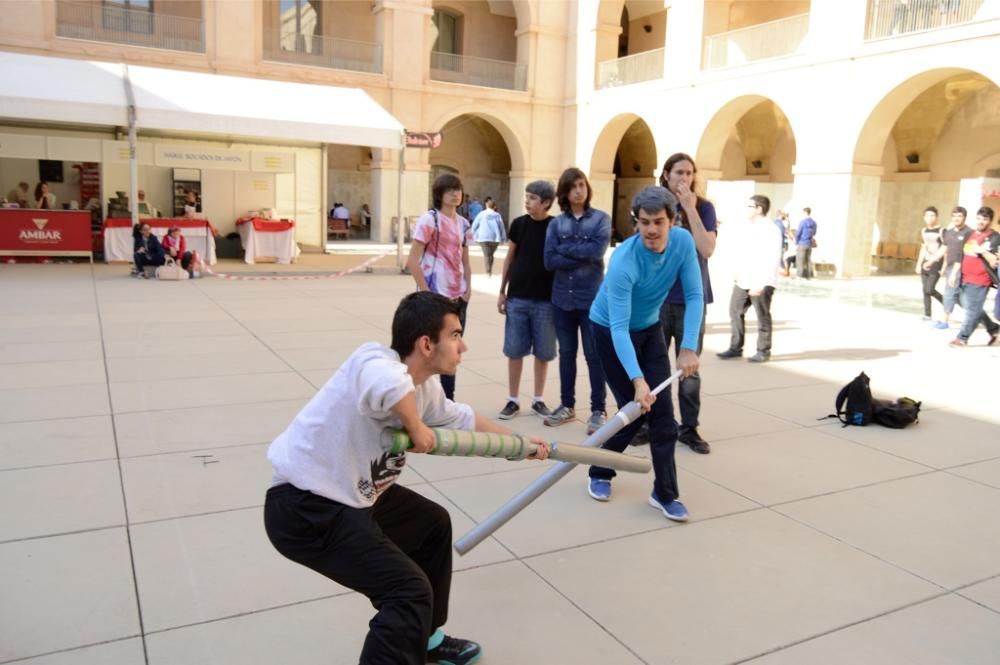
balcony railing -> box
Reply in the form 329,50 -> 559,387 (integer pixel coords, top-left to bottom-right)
430,52 -> 527,91
263,33 -> 383,74
702,13 -> 809,70
597,48 -> 664,89
55,0 -> 205,53
865,0 -> 986,40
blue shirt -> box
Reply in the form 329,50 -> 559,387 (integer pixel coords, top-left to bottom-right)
795,217 -> 817,247
590,229 -> 704,380
665,198 -> 717,306
468,201 -> 484,220
544,207 -> 612,311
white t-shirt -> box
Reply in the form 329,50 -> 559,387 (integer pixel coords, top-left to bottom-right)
267,342 -> 474,508
732,218 -> 784,291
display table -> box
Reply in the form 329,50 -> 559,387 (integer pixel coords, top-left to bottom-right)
103,218 -> 217,264
236,217 -> 298,264
0,209 -> 92,260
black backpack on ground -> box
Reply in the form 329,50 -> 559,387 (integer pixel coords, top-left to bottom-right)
827,372 -> 873,426
872,397 -> 922,428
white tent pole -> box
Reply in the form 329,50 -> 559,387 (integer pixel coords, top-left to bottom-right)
122,64 -> 139,229
396,141 -> 405,271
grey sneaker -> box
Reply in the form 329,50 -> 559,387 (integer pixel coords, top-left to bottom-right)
544,405 -> 575,427
531,400 -> 551,417
498,400 -> 519,420
586,411 -> 607,435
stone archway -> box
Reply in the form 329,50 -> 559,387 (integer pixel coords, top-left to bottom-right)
590,113 -> 657,238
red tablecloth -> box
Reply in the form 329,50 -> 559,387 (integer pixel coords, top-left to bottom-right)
235,217 -> 298,264
102,218 -> 217,264
236,217 -> 295,232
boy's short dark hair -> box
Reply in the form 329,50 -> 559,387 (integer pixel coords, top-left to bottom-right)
391,292 -> 462,358
631,187 -> 677,220
752,195 -> 772,216
924,206 -> 938,215
977,206 -> 995,221
432,174 -> 463,210
556,167 -> 591,213
525,180 -> 555,211
952,206 -> 967,218
803,206 -> 811,215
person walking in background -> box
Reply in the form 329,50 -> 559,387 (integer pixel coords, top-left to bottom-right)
915,206 -> 944,321
929,206 -> 973,329
468,196 -> 484,221
543,167 -> 611,435
497,181 -> 557,420
471,196 -> 506,277
656,153 -> 717,455
950,207 -> 999,347
406,174 -> 473,400
794,207 -> 817,279
717,195 -> 784,362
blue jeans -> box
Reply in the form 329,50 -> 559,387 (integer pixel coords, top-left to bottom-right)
958,283 -> 999,342
552,306 -> 606,412
588,322 -> 679,503
503,298 -> 556,361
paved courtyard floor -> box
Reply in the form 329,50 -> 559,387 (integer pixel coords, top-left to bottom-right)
1,251 -> 999,665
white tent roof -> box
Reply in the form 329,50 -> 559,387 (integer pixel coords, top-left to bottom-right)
127,64 -> 403,149
0,52 -> 129,127
0,52 -> 403,149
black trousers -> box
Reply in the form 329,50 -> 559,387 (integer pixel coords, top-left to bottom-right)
795,246 -> 813,278
480,241 -> 499,276
264,483 -> 452,665
439,298 -> 468,400
659,302 -> 706,430
728,285 -> 775,354
920,269 -> 943,317
588,322 -> 680,503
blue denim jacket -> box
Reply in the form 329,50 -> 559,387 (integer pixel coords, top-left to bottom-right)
544,207 -> 612,311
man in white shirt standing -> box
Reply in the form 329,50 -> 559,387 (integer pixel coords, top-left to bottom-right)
264,291 -> 547,665
717,195 -> 783,363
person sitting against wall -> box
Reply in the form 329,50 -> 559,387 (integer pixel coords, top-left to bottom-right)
161,225 -> 194,273
133,222 -> 165,278
34,182 -> 56,209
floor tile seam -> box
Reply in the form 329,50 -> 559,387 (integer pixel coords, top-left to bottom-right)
516,558 -> 650,665
0,456 -> 120,473
116,439 -> 273,461
187,282 -> 338,395
710,393 -> 834,431
0,412 -> 112,426
127,503 -> 263,527
91,264 -> 152,665
765,505 -> 952,592
109,397 -> 307,418
952,572 -> 1000,617
107,368 -> 305,388
140,590 -> 358,637
763,468 -> 942,510
724,590 -> 952,665
423,478 -> 522,560
514,505 -> 765,562
939,468 -> 1000,493
111,396 -> 311,417
421,463 -> 554,485
706,378 -> 837,399
0,355 -> 105,367
0,634 -> 142,665
811,426 -> 958,470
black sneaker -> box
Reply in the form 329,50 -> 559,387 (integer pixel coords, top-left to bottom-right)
631,422 -> 650,446
427,635 -> 482,665
716,348 -> 742,359
498,400 -> 519,420
678,427 -> 710,454
531,400 -> 551,416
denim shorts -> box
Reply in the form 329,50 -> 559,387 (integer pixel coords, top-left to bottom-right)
943,281 -> 961,314
503,298 -> 556,361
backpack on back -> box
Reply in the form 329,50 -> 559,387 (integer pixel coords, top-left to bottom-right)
829,372 -> 873,426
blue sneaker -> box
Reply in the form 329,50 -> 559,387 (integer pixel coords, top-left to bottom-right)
588,478 -> 611,502
427,635 -> 481,664
648,492 -> 689,522
933,321 -> 949,330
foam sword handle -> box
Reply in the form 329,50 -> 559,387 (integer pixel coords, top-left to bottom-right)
382,429 -> 652,474
453,370 -> 682,556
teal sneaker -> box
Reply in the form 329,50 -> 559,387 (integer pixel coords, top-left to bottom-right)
428,635 -> 482,665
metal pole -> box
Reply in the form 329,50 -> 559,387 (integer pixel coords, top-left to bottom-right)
454,371 -> 682,555
122,64 -> 139,230
396,142 -> 405,271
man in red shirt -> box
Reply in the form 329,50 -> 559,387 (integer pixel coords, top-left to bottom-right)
950,207 -> 1000,347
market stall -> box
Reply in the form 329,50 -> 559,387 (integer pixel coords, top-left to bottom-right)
0,209 -> 92,261
103,218 -> 217,264
236,216 -> 297,265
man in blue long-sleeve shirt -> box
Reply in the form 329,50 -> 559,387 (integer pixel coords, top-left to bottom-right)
794,207 -> 818,279
543,168 -> 611,434
587,186 -> 702,522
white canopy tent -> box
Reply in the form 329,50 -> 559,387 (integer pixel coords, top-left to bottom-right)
0,51 -> 404,250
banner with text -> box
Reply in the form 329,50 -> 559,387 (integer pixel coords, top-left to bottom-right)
0,210 -> 92,255
155,145 -> 251,171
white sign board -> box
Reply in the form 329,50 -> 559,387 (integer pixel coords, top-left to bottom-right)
154,144 -> 250,171
251,151 -> 295,173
